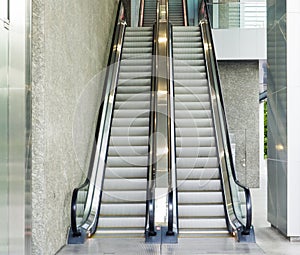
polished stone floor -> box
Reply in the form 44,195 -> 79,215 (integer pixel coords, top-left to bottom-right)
58,161 -> 300,255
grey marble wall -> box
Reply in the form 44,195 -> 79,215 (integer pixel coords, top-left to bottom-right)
218,61 -> 260,188
31,0 -> 119,254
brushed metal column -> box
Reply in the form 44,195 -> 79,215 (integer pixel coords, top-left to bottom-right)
1,0 -> 29,254
0,3 -> 9,252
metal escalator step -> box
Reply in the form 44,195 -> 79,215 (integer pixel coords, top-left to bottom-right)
178,204 -> 225,217
117,86 -> 149,93
173,48 -> 203,54
179,218 -> 227,229
125,31 -> 153,37
121,53 -> 153,60
120,58 -> 152,67
122,47 -> 152,54
106,156 -> 148,168
175,118 -> 213,127
175,94 -> 210,102
126,27 -> 152,31
105,166 -> 147,178
176,127 -> 214,137
118,72 -> 151,79
173,31 -> 201,37
173,37 -> 202,43
113,109 -> 149,118
176,137 -> 216,147
175,109 -> 211,119
95,229 -> 145,238
176,157 -> 219,168
118,79 -> 151,86
174,65 -> 206,73
174,59 -> 205,66
174,79 -> 208,87
176,147 -> 217,157
175,87 -> 208,96
100,203 -> 146,216
178,228 -> 229,237
174,73 -> 207,80
175,101 -> 211,110
98,216 -> 145,228
110,126 -> 149,136
114,101 -> 150,110
177,179 -> 221,191
115,93 -> 150,102
173,42 -> 203,48
111,117 -> 149,127
173,54 -> 205,61
103,178 -> 147,190
108,146 -> 148,157
119,65 -> 152,72
101,190 -> 146,203
123,41 -> 152,48
124,37 -> 153,43
109,136 -> 149,146
178,191 -> 223,204
176,167 -> 219,180
173,26 -> 200,31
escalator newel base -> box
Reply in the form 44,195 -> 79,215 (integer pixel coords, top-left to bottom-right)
162,226 -> 178,243
145,228 -> 161,243
67,228 -> 87,244
237,227 -> 256,243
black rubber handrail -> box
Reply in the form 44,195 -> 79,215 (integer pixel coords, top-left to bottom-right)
167,22 -> 178,236
199,0 -> 253,236
69,0 -> 126,241
145,19 -> 158,237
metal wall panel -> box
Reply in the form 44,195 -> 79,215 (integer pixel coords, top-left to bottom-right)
0,23 -> 9,255
1,0 -> 31,253
8,0 -> 26,253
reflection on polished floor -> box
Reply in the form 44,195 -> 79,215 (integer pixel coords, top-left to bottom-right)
58,161 -> 300,255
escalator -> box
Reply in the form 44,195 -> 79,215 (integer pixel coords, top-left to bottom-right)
169,0 -> 185,26
141,0 -> 157,27
96,27 -> 153,237
68,2 -> 154,243
173,26 -> 229,236
68,0 -> 255,245
168,0 -> 255,241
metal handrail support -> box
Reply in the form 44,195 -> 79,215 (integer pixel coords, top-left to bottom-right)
153,0 -> 178,243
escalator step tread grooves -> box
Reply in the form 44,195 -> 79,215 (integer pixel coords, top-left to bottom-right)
169,0 -> 184,25
95,27 -> 152,237
143,0 -> 157,27
173,26 -> 228,236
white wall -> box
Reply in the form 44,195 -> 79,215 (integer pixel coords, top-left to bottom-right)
213,28 -> 266,60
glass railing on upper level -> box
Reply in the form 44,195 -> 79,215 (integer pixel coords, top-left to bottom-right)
203,1 -> 266,29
